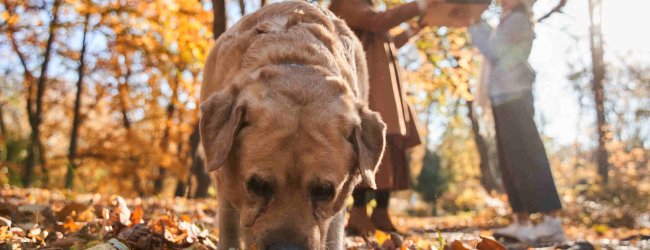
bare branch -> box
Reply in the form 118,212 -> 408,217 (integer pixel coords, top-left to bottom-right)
537,0 -> 568,22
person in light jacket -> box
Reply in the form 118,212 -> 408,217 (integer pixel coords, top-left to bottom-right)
329,0 -> 435,234
469,0 -> 567,244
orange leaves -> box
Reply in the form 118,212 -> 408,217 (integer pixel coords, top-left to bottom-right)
112,195 -> 132,226
476,236 -> 506,250
130,206 -> 144,225
412,26 -> 481,107
148,212 -> 212,246
150,214 -> 177,235
444,236 -> 505,250
0,10 -> 9,22
63,216 -> 83,233
0,188 -> 222,248
374,230 -> 391,245
447,240 -> 472,250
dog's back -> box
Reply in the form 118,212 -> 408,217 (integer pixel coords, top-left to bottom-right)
200,1 -> 368,104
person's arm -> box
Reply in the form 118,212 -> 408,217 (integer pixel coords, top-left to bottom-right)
493,11 -> 535,70
393,29 -> 414,49
394,22 -> 424,49
337,0 -> 422,33
468,20 -> 495,59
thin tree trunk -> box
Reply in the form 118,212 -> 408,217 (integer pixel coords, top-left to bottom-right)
212,0 -> 226,40
5,0 -> 34,139
116,54 -> 142,194
466,98 -> 501,192
23,0 -> 60,187
119,55 -> 132,130
65,13 -> 90,189
184,0 -> 228,197
239,0 -> 246,15
0,102 -> 6,137
154,73 -> 179,194
261,0 -> 266,7
424,103 -> 433,147
190,123 -> 211,198
589,0 -> 609,184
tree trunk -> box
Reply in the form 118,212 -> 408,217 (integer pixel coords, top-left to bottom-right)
65,13 -> 90,189
154,74 -> 179,194
239,0 -> 246,16
0,102 -> 6,138
466,99 -> 502,193
190,124 -> 211,198
261,0 -> 267,7
588,0 -> 609,184
184,0 -> 228,198
119,55 -> 132,130
23,0 -> 60,187
212,0 -> 226,40
175,181 -> 188,197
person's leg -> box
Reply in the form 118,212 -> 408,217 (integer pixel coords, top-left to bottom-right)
353,189 -> 366,208
370,190 -> 398,232
375,191 -> 390,208
492,101 -> 536,242
347,189 -> 376,235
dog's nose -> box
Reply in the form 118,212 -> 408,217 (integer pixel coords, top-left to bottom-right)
267,243 -> 308,250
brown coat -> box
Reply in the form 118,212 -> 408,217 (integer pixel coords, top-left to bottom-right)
330,0 -> 422,190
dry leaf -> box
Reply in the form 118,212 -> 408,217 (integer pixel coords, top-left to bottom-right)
62,217 -> 83,233
374,230 -> 391,245
56,202 -> 88,222
447,240 -> 471,250
112,196 -> 131,226
130,206 -> 144,225
476,236 -> 505,250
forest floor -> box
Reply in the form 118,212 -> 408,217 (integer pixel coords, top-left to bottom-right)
1,187 -> 649,250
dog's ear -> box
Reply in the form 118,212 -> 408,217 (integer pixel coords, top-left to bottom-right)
200,90 -> 245,172
351,105 -> 386,189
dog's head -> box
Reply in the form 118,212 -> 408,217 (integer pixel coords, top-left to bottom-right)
200,65 -> 385,249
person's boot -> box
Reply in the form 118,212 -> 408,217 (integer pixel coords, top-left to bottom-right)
370,207 -> 398,232
346,206 -> 376,236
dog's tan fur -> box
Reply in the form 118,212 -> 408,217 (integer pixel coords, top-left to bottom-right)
199,2 -> 386,249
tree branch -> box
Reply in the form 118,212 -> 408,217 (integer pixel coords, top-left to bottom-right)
537,0 -> 568,22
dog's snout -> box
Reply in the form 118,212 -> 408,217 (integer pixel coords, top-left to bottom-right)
266,242 -> 308,250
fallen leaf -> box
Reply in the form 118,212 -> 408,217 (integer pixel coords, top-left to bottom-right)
130,206 -> 144,225
62,216 -> 83,233
447,240 -> 471,250
374,230 -> 390,245
112,196 -> 131,226
476,236 -> 505,250
56,202 -> 88,222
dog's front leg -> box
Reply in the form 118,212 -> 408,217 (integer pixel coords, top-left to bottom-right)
218,194 -> 240,250
326,207 -> 346,250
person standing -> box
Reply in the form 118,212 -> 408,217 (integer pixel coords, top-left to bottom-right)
329,0 -> 433,234
469,0 -> 567,244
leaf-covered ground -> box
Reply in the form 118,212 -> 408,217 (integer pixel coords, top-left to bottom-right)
1,187 -> 649,250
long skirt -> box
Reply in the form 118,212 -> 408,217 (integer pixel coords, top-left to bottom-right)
361,105 -> 421,191
492,92 -> 562,213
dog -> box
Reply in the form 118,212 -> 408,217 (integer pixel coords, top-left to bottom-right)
199,2 -> 386,249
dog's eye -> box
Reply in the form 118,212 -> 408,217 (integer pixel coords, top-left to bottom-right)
310,182 -> 335,203
247,176 -> 274,199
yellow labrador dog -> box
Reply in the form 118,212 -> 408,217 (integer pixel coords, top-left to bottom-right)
199,1 -> 386,249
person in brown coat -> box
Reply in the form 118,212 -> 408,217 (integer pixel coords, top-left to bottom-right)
330,0 -> 436,234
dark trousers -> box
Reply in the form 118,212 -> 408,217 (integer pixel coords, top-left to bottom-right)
492,92 -> 562,214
